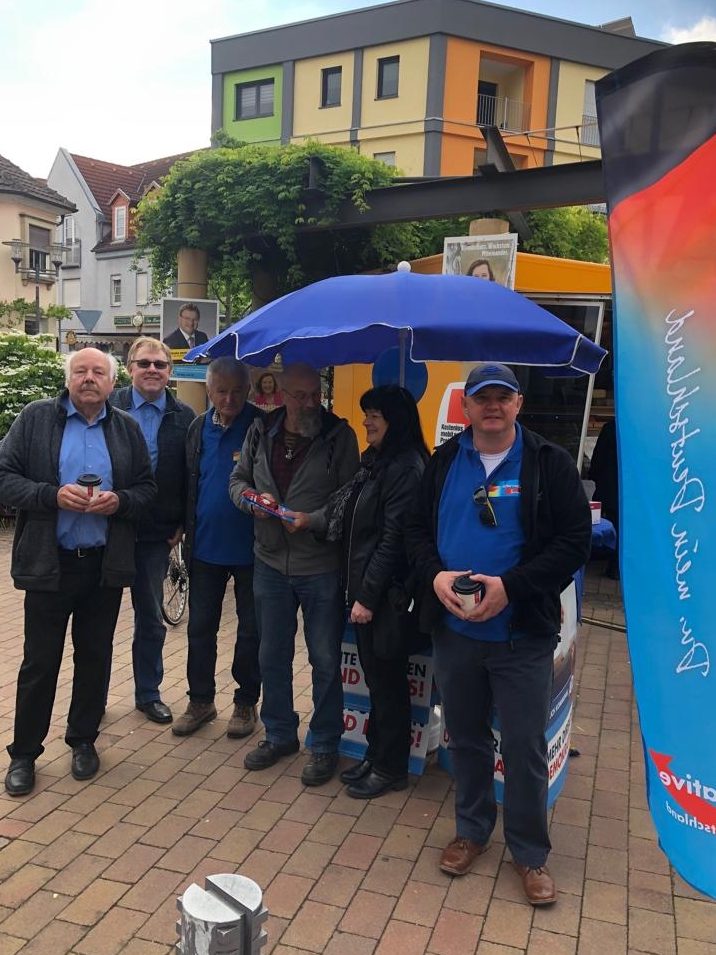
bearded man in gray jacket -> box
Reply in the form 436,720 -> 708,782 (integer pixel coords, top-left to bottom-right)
230,363 -> 359,786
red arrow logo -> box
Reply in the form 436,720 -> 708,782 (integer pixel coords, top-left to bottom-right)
650,750 -> 716,828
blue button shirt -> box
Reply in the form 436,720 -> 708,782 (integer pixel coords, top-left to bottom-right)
194,405 -> 256,567
57,397 -> 114,549
437,425 -> 525,641
127,386 -> 166,472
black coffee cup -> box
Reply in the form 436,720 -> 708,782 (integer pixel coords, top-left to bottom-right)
77,473 -> 102,498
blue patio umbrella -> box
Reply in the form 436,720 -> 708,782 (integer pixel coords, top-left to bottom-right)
184,267 -> 607,375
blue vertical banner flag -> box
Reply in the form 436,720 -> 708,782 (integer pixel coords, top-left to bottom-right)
597,43 -> 716,896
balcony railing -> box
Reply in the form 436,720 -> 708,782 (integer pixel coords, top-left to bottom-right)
580,114 -> 600,147
477,94 -> 529,133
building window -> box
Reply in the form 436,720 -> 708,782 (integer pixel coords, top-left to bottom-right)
63,216 -> 76,244
377,56 -> 399,99
110,275 -> 122,306
28,224 -> 50,272
581,80 -> 600,146
373,151 -> 396,167
321,67 -> 342,108
136,271 -> 149,306
63,278 -> 81,309
113,206 -> 127,241
235,79 -> 275,120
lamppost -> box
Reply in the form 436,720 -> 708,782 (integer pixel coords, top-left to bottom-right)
3,238 -> 67,342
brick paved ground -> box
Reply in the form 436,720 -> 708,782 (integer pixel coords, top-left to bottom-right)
0,530 -> 714,954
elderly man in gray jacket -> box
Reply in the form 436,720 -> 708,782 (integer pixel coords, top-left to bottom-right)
229,363 -> 359,786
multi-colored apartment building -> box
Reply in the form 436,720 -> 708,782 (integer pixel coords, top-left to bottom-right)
210,0 -> 664,177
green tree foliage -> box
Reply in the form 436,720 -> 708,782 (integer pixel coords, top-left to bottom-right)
0,334 -> 130,438
0,334 -> 66,437
522,207 -> 608,263
135,141 -> 425,299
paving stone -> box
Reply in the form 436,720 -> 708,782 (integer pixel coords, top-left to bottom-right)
73,906 -> 149,955
280,899 -> 343,952
332,832 -> 383,870
1,889 -> 72,938
283,840 -> 337,879
482,898 -> 533,949
5,917 -> 84,955
527,928 -> 577,954
429,908 -> 483,955
577,917 -> 627,954
0,863 -> 56,907
375,920 -> 432,955
309,863 -> 364,906
674,898 -> 716,944
393,879 -> 447,927
628,906 -> 677,954
264,872 -> 314,919
361,855 -> 414,897
340,889 -> 396,938
57,878 -> 129,926
582,878 -> 627,924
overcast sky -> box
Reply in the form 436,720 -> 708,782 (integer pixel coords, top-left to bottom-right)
1,0 -> 714,179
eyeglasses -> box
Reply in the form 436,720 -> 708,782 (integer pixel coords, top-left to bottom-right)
284,389 -> 322,404
473,486 -> 497,527
133,359 -> 170,370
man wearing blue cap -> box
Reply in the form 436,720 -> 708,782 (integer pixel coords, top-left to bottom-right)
407,362 -> 591,905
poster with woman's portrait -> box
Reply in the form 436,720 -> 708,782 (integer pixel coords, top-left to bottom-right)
442,234 -> 518,288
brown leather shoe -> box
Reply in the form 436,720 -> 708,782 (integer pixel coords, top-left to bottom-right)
514,864 -> 557,905
439,837 -> 488,875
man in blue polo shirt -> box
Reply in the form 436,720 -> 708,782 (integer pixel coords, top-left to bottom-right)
174,357 -> 262,738
407,363 -> 591,906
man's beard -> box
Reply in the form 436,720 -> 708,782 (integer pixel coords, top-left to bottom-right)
297,407 -> 322,438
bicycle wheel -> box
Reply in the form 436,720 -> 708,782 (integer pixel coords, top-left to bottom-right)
162,545 -> 189,625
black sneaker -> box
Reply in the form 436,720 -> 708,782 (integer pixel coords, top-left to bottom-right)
301,752 -> 339,787
244,738 -> 300,771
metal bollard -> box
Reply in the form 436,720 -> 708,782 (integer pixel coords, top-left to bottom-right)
176,873 -> 268,954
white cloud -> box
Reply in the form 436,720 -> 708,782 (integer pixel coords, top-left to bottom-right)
662,16 -> 716,43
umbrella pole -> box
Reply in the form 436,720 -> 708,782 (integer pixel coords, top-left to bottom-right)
399,329 -> 406,388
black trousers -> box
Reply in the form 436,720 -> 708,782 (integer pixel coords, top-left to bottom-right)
8,550 -> 123,761
355,622 -> 411,777
433,626 -> 557,868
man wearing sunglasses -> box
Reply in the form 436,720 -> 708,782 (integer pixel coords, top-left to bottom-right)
407,362 -> 591,906
109,338 -> 195,724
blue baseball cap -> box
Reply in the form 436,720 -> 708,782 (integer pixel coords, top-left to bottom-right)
464,362 -> 520,397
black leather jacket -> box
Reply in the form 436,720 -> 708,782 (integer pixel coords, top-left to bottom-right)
343,447 -> 426,610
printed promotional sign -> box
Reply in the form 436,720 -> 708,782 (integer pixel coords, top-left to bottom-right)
597,43 -> 716,896
443,233 -> 518,288
435,381 -> 467,447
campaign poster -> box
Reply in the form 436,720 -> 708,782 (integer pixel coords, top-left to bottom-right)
160,297 -> 219,362
442,233 -> 518,288
597,43 -> 716,896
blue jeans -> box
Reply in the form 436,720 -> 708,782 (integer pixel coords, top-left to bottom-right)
186,559 -> 260,706
253,558 -> 344,753
131,540 -> 170,705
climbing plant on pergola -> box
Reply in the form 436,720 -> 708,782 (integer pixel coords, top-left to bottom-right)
135,140 -> 427,319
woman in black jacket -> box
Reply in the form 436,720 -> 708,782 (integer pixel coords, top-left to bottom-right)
291,385 -> 428,798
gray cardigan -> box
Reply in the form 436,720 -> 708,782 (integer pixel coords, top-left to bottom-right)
0,393 -> 156,591
229,407 -> 359,576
